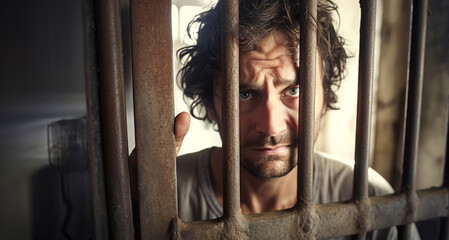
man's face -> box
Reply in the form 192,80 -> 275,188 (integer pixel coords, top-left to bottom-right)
209,30 -> 326,179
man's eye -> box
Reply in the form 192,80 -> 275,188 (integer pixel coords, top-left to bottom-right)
239,91 -> 255,101
284,86 -> 300,97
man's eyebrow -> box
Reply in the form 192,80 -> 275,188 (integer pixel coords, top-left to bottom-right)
239,77 -> 298,90
273,77 -> 298,85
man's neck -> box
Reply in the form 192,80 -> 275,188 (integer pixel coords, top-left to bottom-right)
209,147 -> 298,215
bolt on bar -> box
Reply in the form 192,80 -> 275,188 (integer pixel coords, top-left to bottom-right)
83,0 -> 110,238
94,0 -> 134,238
351,0 -> 377,239
297,0 -> 317,237
130,0 -> 178,239
220,0 -> 241,222
400,0 -> 429,238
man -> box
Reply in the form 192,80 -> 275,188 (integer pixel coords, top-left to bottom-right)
133,0 -> 419,239
175,0 -> 383,218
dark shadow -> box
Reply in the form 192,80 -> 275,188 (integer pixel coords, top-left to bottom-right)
31,166 -> 94,240
415,217 -> 442,240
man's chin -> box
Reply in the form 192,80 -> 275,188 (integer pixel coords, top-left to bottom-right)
241,157 -> 296,179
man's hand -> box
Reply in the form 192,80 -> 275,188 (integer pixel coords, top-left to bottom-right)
129,112 -> 190,200
174,111 -> 191,155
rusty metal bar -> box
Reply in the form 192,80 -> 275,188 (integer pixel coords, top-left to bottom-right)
220,0 -> 241,221
443,99 -> 449,188
130,0 -> 177,239
296,0 -> 317,239
400,0 -> 429,238
353,0 -> 376,202
177,188 -> 449,238
402,0 -> 428,196
82,0 -> 109,237
297,0 -> 317,238
94,0 -> 133,238
298,0 -> 317,208
351,0 -> 377,239
440,100 -> 449,239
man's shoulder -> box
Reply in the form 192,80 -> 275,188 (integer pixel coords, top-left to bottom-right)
176,147 -> 222,221
314,151 -> 394,197
177,148 -> 214,167
176,147 -> 215,181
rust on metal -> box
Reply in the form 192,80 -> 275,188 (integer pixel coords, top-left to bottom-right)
130,0 -> 177,239
353,0 -> 376,201
220,0 -> 241,221
82,0 -> 110,237
401,0 -> 429,193
399,0 -> 429,238
122,0 -> 448,238
443,99 -> 449,187
351,0 -> 377,238
297,0 -> 318,238
176,188 -> 449,239
298,0 -> 317,207
94,0 -> 133,238
441,100 -> 449,239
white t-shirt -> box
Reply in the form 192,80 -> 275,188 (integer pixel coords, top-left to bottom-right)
176,147 -> 419,239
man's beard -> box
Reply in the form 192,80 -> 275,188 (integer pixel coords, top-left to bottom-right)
240,132 -> 298,179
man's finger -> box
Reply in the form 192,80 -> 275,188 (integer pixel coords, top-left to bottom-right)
175,112 -> 191,155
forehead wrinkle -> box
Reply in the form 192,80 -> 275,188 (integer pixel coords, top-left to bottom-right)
239,74 -> 297,91
240,59 -> 298,89
240,58 -> 282,81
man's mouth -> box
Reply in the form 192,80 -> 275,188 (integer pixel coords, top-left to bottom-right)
251,145 -> 292,155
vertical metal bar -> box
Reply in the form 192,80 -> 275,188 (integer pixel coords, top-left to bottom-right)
298,0 -> 316,207
298,0 -> 317,237
94,0 -> 133,239
220,0 -> 241,221
82,0 -> 110,238
130,0 -> 177,239
439,100 -> 449,239
402,0 -> 428,197
353,0 -> 376,202
352,0 -> 376,239
443,99 -> 449,188
400,0 -> 429,238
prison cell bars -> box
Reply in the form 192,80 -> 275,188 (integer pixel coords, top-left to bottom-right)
130,0 -> 178,239
91,0 -> 134,239
83,0 -> 110,238
83,0 -> 449,239
442,100 -> 449,239
297,0 -> 317,234
399,0 -> 428,239
351,0 -> 377,239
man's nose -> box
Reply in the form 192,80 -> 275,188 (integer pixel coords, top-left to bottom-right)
254,96 -> 287,136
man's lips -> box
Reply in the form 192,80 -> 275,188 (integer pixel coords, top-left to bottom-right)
250,145 -> 292,155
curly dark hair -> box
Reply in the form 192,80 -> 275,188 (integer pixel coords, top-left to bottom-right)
177,0 -> 347,123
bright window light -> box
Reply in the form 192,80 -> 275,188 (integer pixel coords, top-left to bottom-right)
172,5 -> 179,41
179,6 -> 202,45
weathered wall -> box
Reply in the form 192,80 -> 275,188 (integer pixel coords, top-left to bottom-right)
372,0 -> 411,188
373,0 -> 449,189
415,0 -> 449,189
